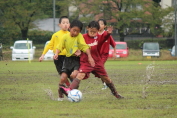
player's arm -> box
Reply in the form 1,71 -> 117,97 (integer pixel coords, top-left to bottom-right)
98,26 -> 113,49
39,35 -> 55,62
53,36 -> 65,60
112,46 -> 116,58
110,36 -> 116,58
78,34 -> 95,67
53,48 -> 61,60
85,48 -> 95,67
74,50 -> 81,56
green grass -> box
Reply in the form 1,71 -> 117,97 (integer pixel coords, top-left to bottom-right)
0,61 -> 177,118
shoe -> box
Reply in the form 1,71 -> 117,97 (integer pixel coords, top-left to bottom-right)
115,94 -> 124,99
102,85 -> 108,90
59,89 -> 64,99
57,98 -> 64,101
60,86 -> 71,97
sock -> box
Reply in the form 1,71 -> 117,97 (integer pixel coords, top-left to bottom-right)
106,82 -> 122,98
69,78 -> 80,90
58,84 -> 65,98
65,79 -> 70,87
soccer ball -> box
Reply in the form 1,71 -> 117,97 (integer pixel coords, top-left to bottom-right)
68,89 -> 82,102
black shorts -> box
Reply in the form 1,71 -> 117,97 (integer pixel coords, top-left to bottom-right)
53,55 -> 66,74
61,56 -> 80,77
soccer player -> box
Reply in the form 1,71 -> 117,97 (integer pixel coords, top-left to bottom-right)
98,19 -> 116,90
60,21 -> 124,99
53,19 -> 95,101
38,16 -> 71,100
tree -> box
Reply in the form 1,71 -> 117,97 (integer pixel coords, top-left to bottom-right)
0,0 -> 52,40
69,0 -> 173,41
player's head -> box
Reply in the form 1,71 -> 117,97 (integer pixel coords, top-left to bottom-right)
86,21 -> 100,38
58,16 -> 70,31
69,19 -> 83,37
98,19 -> 107,31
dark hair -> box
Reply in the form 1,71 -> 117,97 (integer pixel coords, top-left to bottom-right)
98,19 -> 107,25
70,19 -> 83,31
59,16 -> 69,23
87,21 -> 100,30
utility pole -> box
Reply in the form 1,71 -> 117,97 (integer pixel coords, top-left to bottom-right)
53,0 -> 56,33
175,0 -> 177,56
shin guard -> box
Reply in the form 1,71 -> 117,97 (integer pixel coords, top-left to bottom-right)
69,78 -> 80,90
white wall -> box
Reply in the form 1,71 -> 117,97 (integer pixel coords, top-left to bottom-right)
160,0 -> 172,8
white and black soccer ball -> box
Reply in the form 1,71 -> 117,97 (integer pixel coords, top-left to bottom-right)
68,89 -> 82,102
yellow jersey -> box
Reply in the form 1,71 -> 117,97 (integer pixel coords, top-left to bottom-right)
57,33 -> 89,57
42,30 -> 69,55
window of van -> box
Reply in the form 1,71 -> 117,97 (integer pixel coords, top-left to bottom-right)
14,43 -> 31,49
143,43 -> 159,50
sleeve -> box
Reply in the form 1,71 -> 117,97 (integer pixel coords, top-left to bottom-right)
109,36 -> 116,48
56,35 -> 65,52
78,33 -> 90,52
97,31 -> 111,50
42,34 -> 55,54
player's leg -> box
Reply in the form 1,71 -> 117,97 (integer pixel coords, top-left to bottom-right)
60,72 -> 86,96
70,70 -> 79,89
100,57 -> 108,89
54,55 -> 70,86
60,56 -> 81,96
57,72 -> 68,101
100,75 -> 124,99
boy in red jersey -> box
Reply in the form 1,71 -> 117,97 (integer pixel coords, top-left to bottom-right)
98,19 -> 116,90
60,21 -> 124,99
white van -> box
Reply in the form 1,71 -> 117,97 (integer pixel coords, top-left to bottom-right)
141,42 -> 161,57
10,40 -> 36,61
43,41 -> 54,60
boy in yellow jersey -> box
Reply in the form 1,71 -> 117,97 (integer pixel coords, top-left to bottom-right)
54,19 -> 95,100
39,16 -> 71,95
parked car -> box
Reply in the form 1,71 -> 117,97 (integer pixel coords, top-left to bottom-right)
141,42 -> 161,57
168,45 -> 175,56
109,42 -> 129,58
10,40 -> 36,61
43,41 -> 54,60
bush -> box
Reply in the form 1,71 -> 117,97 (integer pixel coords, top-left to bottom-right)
27,30 -> 53,44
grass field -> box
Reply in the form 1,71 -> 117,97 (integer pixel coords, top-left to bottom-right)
0,60 -> 177,118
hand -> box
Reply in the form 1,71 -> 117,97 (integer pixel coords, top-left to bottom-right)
74,50 -> 81,56
107,26 -> 113,34
113,52 -> 116,59
88,56 -> 95,67
39,55 -> 44,62
53,54 -> 58,60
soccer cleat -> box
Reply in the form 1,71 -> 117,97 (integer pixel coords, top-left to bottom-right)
58,88 -> 64,99
115,94 -> 124,99
60,86 -> 71,97
102,84 -> 108,90
102,82 -> 108,90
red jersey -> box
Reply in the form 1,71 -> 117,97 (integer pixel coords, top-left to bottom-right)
80,32 -> 110,64
79,32 -> 110,79
99,31 -> 116,59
